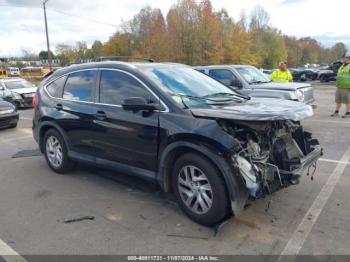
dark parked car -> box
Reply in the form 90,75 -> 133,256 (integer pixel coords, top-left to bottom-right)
317,61 -> 343,82
289,68 -> 318,82
33,62 -> 322,225
0,99 -> 19,129
0,78 -> 37,108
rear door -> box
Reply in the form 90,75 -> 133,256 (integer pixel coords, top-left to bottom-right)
92,69 -> 160,174
56,69 -> 98,159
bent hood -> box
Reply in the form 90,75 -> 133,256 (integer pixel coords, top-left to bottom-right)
10,87 -> 37,94
252,82 -> 311,91
190,98 -> 313,121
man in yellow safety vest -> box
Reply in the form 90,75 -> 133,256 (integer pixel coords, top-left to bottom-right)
331,52 -> 350,118
270,62 -> 293,83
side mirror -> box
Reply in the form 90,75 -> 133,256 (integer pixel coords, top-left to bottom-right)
122,97 -> 160,111
230,79 -> 243,88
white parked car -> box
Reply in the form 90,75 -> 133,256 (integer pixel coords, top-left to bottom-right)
7,67 -> 20,77
0,78 -> 37,108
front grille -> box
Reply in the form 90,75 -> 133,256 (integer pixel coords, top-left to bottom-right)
302,87 -> 314,103
23,93 -> 35,98
0,118 -> 11,128
24,97 -> 33,103
0,115 -> 17,128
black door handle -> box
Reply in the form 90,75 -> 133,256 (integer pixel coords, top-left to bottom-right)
55,103 -> 63,110
94,111 -> 107,121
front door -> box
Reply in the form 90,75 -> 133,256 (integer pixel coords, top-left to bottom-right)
208,69 -> 245,91
92,69 -> 160,173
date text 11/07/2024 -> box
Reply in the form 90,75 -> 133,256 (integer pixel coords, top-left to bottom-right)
127,255 -> 220,261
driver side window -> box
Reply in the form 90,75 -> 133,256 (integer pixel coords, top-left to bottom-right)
209,69 -> 239,86
99,70 -> 156,105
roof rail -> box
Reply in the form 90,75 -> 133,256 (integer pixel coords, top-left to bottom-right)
95,56 -> 155,63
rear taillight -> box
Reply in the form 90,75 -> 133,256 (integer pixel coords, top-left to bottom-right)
33,94 -> 39,108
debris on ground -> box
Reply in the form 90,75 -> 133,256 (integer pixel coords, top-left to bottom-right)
63,216 -> 95,223
212,216 -> 232,237
244,203 -> 252,210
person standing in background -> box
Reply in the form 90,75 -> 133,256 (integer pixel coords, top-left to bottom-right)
270,62 -> 293,83
331,52 -> 350,118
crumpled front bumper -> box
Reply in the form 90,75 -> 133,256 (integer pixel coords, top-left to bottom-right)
280,145 -> 323,176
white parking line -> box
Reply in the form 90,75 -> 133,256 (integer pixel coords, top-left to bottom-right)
19,117 -> 32,121
306,119 -> 350,125
0,136 -> 33,143
319,158 -> 350,165
278,146 -> 350,261
0,238 -> 27,262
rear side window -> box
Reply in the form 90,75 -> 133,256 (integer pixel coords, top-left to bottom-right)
99,70 -> 155,105
209,69 -> 237,86
63,70 -> 97,102
46,76 -> 66,98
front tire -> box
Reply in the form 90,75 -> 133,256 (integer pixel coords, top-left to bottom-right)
172,153 -> 230,226
43,129 -> 75,174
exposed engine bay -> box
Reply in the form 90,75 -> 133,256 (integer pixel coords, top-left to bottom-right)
218,119 -> 322,198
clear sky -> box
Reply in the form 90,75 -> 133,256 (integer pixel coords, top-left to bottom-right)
0,0 -> 349,57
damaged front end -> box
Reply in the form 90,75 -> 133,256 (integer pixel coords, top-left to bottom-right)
218,119 -> 323,199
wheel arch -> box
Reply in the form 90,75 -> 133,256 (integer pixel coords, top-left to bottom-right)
38,121 -> 69,153
157,141 -> 248,214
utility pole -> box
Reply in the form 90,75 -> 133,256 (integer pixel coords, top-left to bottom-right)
43,0 -> 52,71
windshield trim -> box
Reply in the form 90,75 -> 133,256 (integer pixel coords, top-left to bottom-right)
236,66 -> 271,85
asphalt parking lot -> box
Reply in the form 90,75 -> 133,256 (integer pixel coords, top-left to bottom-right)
0,82 -> 349,257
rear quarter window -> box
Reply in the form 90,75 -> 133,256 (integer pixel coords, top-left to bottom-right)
63,70 -> 97,102
46,76 -> 67,98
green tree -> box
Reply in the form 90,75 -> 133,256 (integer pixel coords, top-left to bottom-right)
91,40 -> 103,58
249,6 -> 287,68
55,44 -> 75,66
167,0 -> 201,64
38,50 -> 55,60
331,42 -> 347,60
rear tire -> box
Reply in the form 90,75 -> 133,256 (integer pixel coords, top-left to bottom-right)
43,129 -> 75,174
172,152 -> 230,226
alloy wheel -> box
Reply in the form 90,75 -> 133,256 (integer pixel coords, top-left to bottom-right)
46,136 -> 63,168
177,165 -> 213,215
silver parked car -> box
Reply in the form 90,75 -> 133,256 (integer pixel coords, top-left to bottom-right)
194,65 -> 315,106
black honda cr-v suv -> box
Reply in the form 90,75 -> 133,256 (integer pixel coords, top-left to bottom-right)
33,62 -> 322,225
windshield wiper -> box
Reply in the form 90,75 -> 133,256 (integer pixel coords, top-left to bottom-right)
203,92 -> 250,100
250,80 -> 271,84
178,93 -> 242,102
169,93 -> 243,109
